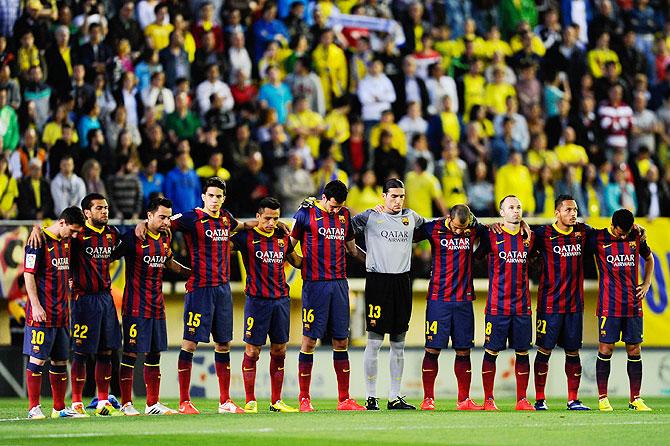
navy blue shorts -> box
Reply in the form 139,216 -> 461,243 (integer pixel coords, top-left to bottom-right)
484,314 -> 533,352
243,296 -> 290,346
71,292 -> 122,354
183,285 -> 233,344
302,280 -> 350,340
424,300 -> 474,350
535,312 -> 583,351
598,316 -> 643,344
23,325 -> 69,361
123,316 -> 168,353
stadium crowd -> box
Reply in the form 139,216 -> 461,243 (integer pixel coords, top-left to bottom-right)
0,0 -> 669,223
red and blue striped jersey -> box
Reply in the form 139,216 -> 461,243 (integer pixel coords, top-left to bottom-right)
291,203 -> 354,281
588,228 -> 651,317
418,219 -> 487,302
172,208 -> 238,292
232,228 -> 293,299
70,223 -> 120,297
115,230 -> 172,319
24,229 -> 71,328
478,227 -> 534,316
533,223 -> 588,314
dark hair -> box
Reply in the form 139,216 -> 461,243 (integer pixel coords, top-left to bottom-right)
555,194 -> 575,210
499,194 -> 518,209
147,197 -> 173,213
322,180 -> 348,203
59,206 -> 85,226
612,208 -> 635,233
258,197 -> 281,212
449,204 -> 471,225
416,157 -> 428,172
383,178 -> 404,193
81,193 -> 107,211
203,176 -> 227,194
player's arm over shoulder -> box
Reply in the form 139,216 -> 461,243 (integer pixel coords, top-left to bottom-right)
351,209 -> 373,235
414,218 -> 437,242
170,210 -> 196,232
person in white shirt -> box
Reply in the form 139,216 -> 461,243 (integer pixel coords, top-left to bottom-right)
50,155 -> 86,215
195,63 -> 234,116
141,71 -> 175,120
228,31 -> 252,84
357,59 -> 396,125
398,101 -> 428,149
425,62 -> 458,115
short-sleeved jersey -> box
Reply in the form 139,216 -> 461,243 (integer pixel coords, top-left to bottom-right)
351,208 -> 425,274
419,219 -> 487,302
232,228 -> 293,299
24,229 -> 71,328
291,203 -> 354,281
115,230 -> 172,319
479,227 -> 534,316
171,208 -> 239,292
70,223 -> 120,297
533,223 -> 589,314
588,228 -> 652,317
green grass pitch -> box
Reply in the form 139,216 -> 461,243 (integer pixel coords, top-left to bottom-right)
0,397 -> 669,445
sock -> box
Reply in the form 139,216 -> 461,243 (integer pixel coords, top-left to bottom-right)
177,349 -> 193,403
565,353 -> 582,402
242,353 -> 258,403
95,354 -> 112,402
454,354 -> 472,402
363,334 -> 383,398
119,354 -> 136,405
298,351 -> 313,400
627,354 -> 642,402
144,353 -> 161,407
533,350 -> 550,401
515,352 -> 530,401
71,353 -> 87,403
596,352 -> 612,398
270,353 -> 285,403
215,350 -> 231,404
333,349 -> 350,402
26,362 -> 43,410
389,339 -> 405,401
482,352 -> 498,400
422,351 -> 439,399
49,364 -> 68,411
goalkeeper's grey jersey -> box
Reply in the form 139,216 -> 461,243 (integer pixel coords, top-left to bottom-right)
351,208 -> 425,274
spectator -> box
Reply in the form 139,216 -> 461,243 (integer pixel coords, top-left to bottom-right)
312,29 -> 347,110
426,95 -> 459,154
313,150 -> 348,194
83,128 -> 114,177
44,26 -> 74,94
195,63 -> 233,117
598,84 -> 634,153
346,169 -> 383,216
438,136 -> 469,208
22,66 -> 50,131
581,163 -> 605,217
79,23 -> 112,81
0,156 -> 18,219
554,127 -> 589,182
594,60 -> 630,104
50,155 -> 86,215
358,59 -> 396,131
144,2 -> 173,51
542,25 -> 586,98
323,96 -> 350,165
229,122 -> 260,168
498,0 -> 538,39
400,2 -> 429,55
134,50 -> 162,94
571,95 -> 602,164
77,103 -> 102,149
459,122 -> 490,166
166,91 -> 201,143
556,165 -> 587,212
258,65 -> 292,124
16,31 -> 42,81
425,62 -> 458,115
285,57 -> 326,117
193,2 -> 225,53
637,164 -> 670,218
494,151 -> 535,214
196,151 -> 231,185
527,132 -> 560,179
413,34 -> 442,80
618,29 -> 648,88
232,151 -> 273,217
261,123 -> 291,179
373,129 -> 405,182
142,71 -> 175,121
546,98 -> 572,151
8,127 -> 45,179
404,157 -> 446,219
340,119 -> 368,177
204,92 -> 237,134
192,30 -> 225,86
107,1 -> 144,53
370,110 -> 407,160
0,65 -> 20,111
493,96 -> 530,151
252,2 -> 289,63
630,91 -> 666,155
48,122 -> 78,179
13,0 -> 50,50
140,124 -> 173,173
392,55 -> 429,119
81,158 -> 108,196
534,165 -> 557,218
227,31 -> 252,84
16,157 -> 53,219
229,69 -> 258,110
42,103 -> 78,150
398,101 -> 428,150
588,32 -> 622,79
105,105 -> 141,153
285,95 -> 325,158
604,166 -> 637,215
460,59 -> 486,119
0,87 -> 19,151
159,31 -> 190,89
275,150 -> 315,215
348,35 -> 373,95
163,147 -> 201,215
138,158 -> 165,208
70,64 -> 95,116
107,155 -> 143,220
491,117 -> 523,168
467,161 -> 495,216
93,74 -> 117,125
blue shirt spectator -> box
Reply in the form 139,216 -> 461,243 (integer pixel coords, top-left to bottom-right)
163,151 -> 201,215
258,66 -> 293,124
252,3 -> 289,62
139,159 -> 165,207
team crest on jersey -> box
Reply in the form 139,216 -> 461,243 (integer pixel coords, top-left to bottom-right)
245,331 -> 252,337
106,234 -> 113,240
129,338 -> 136,345
163,243 -> 168,249
33,345 -> 39,352
402,217 -> 409,226
575,232 -> 581,237
523,239 -> 530,247
222,217 -> 229,227
304,323 -> 310,330
464,229 -> 471,236
278,239 -> 285,247
370,319 -> 376,327
338,215 -> 346,223
629,241 -> 637,248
